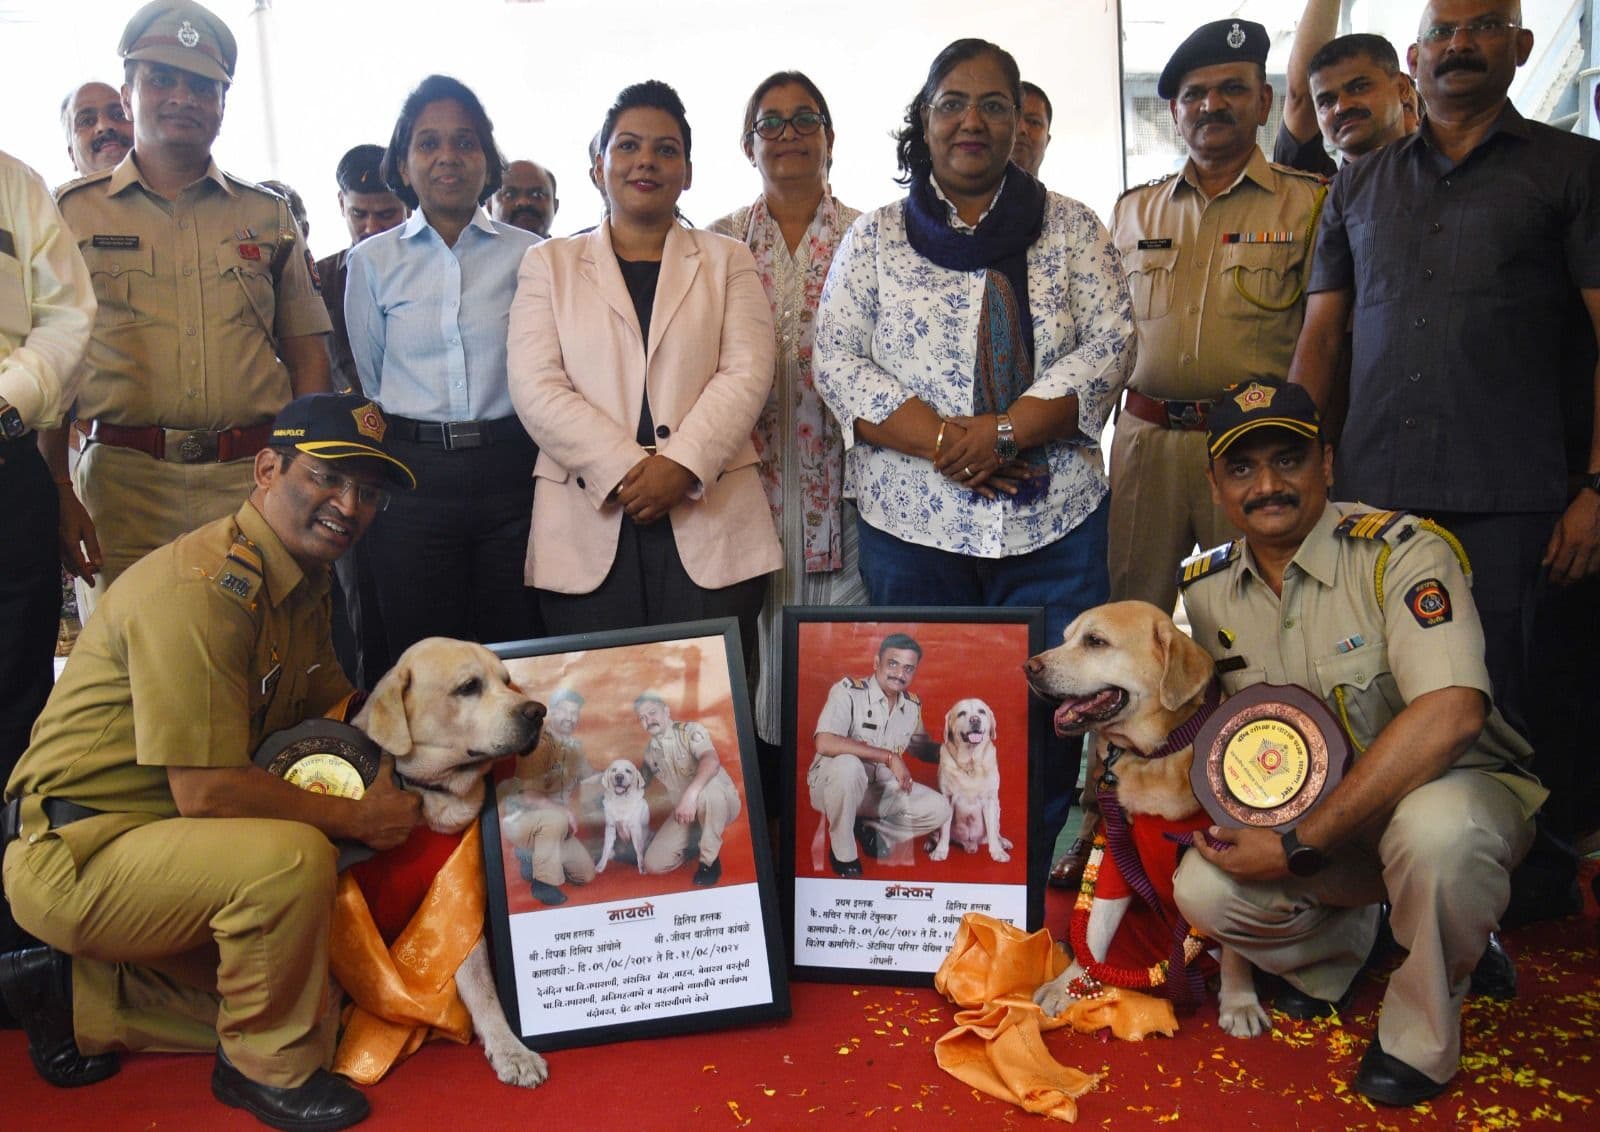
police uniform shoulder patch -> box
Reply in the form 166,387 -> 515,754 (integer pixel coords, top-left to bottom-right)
213,533 -> 264,603
843,676 -> 868,691
1404,578 -> 1453,628
903,690 -> 921,706
1177,540 -> 1242,588
1269,161 -> 1329,186
1334,509 -> 1409,542
1116,172 -> 1177,203
54,168 -> 114,200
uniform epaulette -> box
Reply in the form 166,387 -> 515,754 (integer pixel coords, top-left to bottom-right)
903,690 -> 921,706
1268,161 -> 1329,186
1116,172 -> 1177,203
213,533 -> 264,603
53,168 -> 113,200
1334,509 -> 1409,542
1176,540 -> 1241,588
843,676 -> 868,690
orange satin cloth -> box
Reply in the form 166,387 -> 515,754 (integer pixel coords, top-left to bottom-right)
329,822 -> 486,1085
932,913 -> 1178,1122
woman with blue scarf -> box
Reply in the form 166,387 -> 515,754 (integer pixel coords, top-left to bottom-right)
815,38 -> 1135,852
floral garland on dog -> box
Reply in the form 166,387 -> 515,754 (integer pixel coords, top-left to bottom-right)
1066,831 -> 1208,997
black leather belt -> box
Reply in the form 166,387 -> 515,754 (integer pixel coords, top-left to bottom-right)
385,414 -> 527,451
1,796 -> 105,844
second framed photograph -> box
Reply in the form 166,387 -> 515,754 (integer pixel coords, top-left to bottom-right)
782,607 -> 1047,985
483,620 -> 789,1051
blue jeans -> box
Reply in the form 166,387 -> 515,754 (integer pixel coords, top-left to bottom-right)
856,498 -> 1110,876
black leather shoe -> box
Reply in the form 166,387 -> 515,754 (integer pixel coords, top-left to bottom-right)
1469,932 -> 1517,1000
1354,1040 -> 1450,1107
854,821 -> 893,859
1263,972 -> 1354,1020
1048,838 -> 1091,890
212,1048 -> 370,1131
516,849 -> 534,884
529,880 -> 567,906
692,858 -> 722,887
0,947 -> 119,1088
828,848 -> 862,877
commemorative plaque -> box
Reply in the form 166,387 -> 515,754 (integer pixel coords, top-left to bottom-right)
254,720 -> 384,868
1190,683 -> 1352,830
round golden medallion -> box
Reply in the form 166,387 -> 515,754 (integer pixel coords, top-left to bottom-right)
282,751 -> 367,798
1220,719 -> 1310,809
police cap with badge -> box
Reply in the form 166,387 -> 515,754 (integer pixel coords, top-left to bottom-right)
254,395 -> 416,866
118,0 -> 238,85
1158,18 -> 1271,99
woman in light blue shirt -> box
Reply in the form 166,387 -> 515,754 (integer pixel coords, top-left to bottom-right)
346,75 -> 542,662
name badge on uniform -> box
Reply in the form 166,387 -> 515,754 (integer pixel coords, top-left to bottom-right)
861,721 -> 878,731
1137,238 -> 1173,250
91,235 -> 140,250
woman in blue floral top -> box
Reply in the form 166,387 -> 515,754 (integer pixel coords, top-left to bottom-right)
815,38 -> 1136,849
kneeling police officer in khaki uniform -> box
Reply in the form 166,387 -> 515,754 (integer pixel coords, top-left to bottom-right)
1,394 -> 419,1132
1172,379 -> 1544,1107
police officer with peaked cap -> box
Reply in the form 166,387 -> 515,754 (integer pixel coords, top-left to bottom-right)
2,393 -> 417,1130
43,0 -> 333,626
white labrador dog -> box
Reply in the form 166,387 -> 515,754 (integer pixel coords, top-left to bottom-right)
1023,601 -> 1269,1039
355,637 -> 553,1087
591,758 -> 652,874
929,698 -> 1011,862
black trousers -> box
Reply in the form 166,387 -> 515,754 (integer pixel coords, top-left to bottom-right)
362,428 -> 541,661
0,434 -> 57,957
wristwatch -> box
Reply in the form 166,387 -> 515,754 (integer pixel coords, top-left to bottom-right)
0,399 -> 26,441
1280,827 -> 1326,877
1583,471 -> 1600,496
994,413 -> 1019,461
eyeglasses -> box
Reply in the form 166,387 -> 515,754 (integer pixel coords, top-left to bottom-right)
750,111 -> 828,140
1419,17 -> 1520,44
928,96 -> 1016,122
293,459 -> 392,511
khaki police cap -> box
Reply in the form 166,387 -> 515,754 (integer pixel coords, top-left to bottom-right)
119,0 -> 237,85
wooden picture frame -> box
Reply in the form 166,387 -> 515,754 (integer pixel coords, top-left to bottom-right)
781,607 -> 1048,985
482,620 -> 789,1050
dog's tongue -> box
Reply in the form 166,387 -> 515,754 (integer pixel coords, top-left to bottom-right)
1052,689 -> 1121,735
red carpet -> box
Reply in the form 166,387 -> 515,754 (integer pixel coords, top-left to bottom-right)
8,892 -> 1598,1130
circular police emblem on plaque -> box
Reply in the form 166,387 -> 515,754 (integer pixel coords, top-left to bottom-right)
177,19 -> 201,48
1191,683 -> 1351,829
1226,22 -> 1246,50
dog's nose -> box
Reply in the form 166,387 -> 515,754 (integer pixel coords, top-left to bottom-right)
521,701 -> 546,725
1022,656 -> 1043,676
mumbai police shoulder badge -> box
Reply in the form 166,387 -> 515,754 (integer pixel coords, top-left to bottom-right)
352,402 -> 387,443
1405,578 -> 1453,628
177,19 -> 200,48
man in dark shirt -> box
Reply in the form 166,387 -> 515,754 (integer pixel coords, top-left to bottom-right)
1275,0 -> 1418,175
1291,0 -> 1600,919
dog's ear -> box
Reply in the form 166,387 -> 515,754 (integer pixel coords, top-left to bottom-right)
359,663 -> 415,758
1156,618 -> 1213,712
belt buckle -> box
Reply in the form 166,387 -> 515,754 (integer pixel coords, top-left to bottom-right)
169,429 -> 219,463
441,420 -> 484,450
1166,401 -> 1207,431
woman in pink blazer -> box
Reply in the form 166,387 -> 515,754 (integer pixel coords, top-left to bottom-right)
508,80 -> 781,664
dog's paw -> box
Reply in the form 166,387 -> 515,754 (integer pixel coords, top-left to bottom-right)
1000,836 -> 1014,851
929,846 -> 949,862
595,858 -> 609,874
486,1040 -> 549,1088
1217,998 -> 1272,1039
1032,967 -> 1079,1017
988,845 -> 1011,863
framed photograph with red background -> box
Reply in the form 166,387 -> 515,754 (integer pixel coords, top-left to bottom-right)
482,620 -> 788,1050
781,608 -> 1047,985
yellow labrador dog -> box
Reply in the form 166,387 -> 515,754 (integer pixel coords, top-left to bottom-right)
929,698 -> 1011,862
355,637 -> 552,1087
591,758 -> 652,873
1023,602 -> 1269,1039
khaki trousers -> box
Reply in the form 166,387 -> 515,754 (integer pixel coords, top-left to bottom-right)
3,817 -> 339,1088
1173,768 -> 1533,1082
643,775 -> 741,872
74,443 -> 256,618
1107,413 -> 1239,613
517,807 -> 596,887
807,754 -> 952,862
